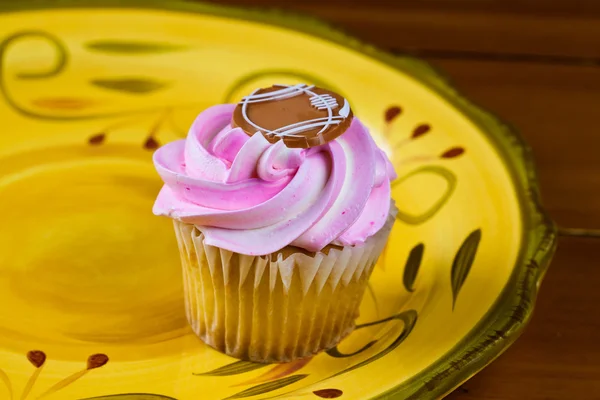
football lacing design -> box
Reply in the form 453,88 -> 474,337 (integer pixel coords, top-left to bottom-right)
239,84 -> 349,140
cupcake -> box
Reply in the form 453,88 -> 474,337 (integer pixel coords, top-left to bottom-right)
153,84 -> 397,363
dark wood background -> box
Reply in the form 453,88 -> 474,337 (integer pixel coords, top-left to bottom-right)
213,1 -> 600,399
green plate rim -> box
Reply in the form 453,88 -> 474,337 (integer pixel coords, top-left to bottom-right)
0,1 -> 558,399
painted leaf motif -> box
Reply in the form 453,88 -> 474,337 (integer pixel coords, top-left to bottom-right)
144,137 -> 160,150
224,375 -> 308,399
441,147 -> 465,159
85,40 -> 186,54
451,229 -> 482,309
411,124 -> 430,138
392,166 -> 457,225
384,106 -> 401,123
313,389 -> 343,398
32,97 -> 98,110
194,360 -> 267,377
87,354 -> 109,369
233,357 -> 311,387
80,394 -> 177,400
88,133 -> 106,145
90,78 -> 168,94
27,350 -> 46,368
403,243 -> 424,292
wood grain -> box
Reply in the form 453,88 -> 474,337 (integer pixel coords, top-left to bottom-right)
446,237 -> 600,400
217,0 -> 600,59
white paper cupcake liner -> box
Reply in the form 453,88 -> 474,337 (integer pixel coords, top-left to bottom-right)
173,208 -> 395,363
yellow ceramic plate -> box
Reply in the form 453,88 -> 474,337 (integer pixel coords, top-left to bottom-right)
0,1 -> 556,399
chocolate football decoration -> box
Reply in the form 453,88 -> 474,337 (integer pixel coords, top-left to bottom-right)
232,84 -> 353,148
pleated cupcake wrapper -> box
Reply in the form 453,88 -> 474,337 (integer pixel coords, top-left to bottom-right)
174,210 -> 395,363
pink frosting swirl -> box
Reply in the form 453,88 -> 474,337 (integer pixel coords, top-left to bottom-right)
153,104 -> 396,256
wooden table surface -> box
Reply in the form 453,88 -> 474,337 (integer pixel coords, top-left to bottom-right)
215,1 -> 600,398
